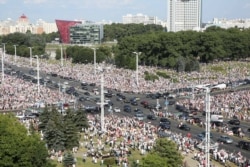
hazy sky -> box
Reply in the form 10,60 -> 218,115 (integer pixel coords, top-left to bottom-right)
0,0 -> 249,23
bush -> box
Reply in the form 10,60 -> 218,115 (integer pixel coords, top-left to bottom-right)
156,71 -> 171,79
144,73 -> 159,81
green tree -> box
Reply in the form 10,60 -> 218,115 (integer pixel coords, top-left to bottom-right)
73,109 -> 89,132
142,138 -> 183,167
0,114 -> 55,167
63,109 -> 79,150
62,152 -> 75,167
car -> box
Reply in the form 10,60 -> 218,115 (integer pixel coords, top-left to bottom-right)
238,141 -> 250,150
124,105 -> 131,112
105,93 -> 112,98
228,119 -> 240,125
231,126 -> 242,135
84,92 -> 90,96
116,96 -> 123,101
81,86 -> 88,90
217,135 -> 233,144
124,99 -> 130,103
114,107 -> 121,113
134,113 -> 144,121
160,118 -> 171,125
134,108 -> 142,113
79,96 -> 86,102
178,124 -> 190,131
131,101 -> 138,106
81,82 -> 88,86
200,132 -> 213,138
89,83 -> 96,86
147,114 -> 157,120
159,122 -> 171,130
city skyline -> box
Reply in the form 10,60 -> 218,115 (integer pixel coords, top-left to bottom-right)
0,0 -> 250,23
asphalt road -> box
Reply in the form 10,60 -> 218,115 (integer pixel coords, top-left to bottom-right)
5,62 -> 250,159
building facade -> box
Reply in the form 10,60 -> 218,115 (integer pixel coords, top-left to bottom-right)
167,0 -> 202,32
55,20 -> 81,43
0,14 -> 58,35
204,18 -> 250,30
69,23 -> 103,44
122,13 -> 165,26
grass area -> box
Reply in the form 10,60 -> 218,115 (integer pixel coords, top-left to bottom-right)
50,132 -> 145,167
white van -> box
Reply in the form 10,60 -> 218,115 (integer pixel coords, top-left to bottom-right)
211,115 -> 223,123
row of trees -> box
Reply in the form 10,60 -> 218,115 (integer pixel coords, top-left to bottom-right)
1,25 -> 250,72
0,32 -> 59,58
38,107 -> 89,152
103,23 -> 165,42
114,27 -> 250,71
55,45 -> 113,64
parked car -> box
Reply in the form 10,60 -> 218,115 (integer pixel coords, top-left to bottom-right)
228,119 -> 240,125
147,114 -> 157,120
217,135 -> 234,144
178,124 -> 190,131
114,107 -> 121,113
160,118 -> 171,125
124,105 -> 131,112
134,113 -> 144,121
238,140 -> 250,150
159,122 -> 171,130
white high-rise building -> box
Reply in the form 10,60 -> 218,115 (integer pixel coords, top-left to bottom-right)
167,0 -> 202,32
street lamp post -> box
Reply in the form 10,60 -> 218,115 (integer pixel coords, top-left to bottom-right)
133,52 -> 141,86
13,45 -> 17,63
34,55 -> 40,95
60,45 -> 64,66
205,87 -> 211,167
2,43 -> 6,83
28,47 -> 33,66
92,48 -> 97,75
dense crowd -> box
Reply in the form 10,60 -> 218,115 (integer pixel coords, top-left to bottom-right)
3,53 -> 249,166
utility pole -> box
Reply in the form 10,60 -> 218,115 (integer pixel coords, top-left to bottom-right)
205,87 -> 211,167
133,52 -> 141,86
92,48 -> 97,76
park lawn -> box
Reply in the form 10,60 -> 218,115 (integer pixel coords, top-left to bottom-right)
51,149 -> 144,167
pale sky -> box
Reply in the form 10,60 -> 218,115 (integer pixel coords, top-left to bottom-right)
0,0 -> 249,23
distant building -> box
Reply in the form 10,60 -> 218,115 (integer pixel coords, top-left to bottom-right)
0,14 -> 58,35
69,23 -> 103,44
204,18 -> 250,30
55,20 -> 81,43
122,13 -> 165,26
167,0 -> 202,32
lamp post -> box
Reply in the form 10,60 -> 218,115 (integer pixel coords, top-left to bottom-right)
92,48 -> 97,75
205,87 -> 211,167
133,52 -> 141,86
34,55 -> 40,95
28,47 -> 33,66
2,43 -> 6,83
60,45 -> 63,66
13,45 -> 18,63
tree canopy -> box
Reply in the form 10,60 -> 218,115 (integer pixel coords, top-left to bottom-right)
141,138 -> 183,167
0,114 -> 55,167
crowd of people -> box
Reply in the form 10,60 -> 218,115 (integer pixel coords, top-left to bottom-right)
1,53 -> 250,166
